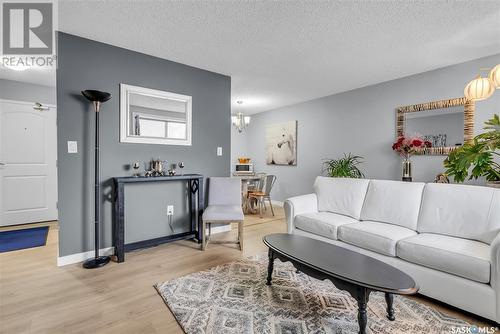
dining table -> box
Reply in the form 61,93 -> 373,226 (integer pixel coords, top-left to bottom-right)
233,175 -> 264,213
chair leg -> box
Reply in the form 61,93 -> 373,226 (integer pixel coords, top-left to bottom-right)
259,198 -> 263,218
243,195 -> 250,214
238,221 -> 244,251
268,198 -> 275,216
201,221 -> 207,251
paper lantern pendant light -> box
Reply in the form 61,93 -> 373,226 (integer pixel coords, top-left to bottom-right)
464,75 -> 495,101
488,64 -> 500,89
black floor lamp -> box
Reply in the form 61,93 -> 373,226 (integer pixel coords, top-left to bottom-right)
81,90 -> 112,269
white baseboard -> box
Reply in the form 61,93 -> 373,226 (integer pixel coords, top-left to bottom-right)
57,247 -> 115,267
57,226 -> 232,266
271,200 -> 284,207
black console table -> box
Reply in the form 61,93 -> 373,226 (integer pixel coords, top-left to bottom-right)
113,174 -> 204,263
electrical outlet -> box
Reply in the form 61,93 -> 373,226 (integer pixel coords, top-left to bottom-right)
167,205 -> 174,216
67,141 -> 78,153
217,147 -> 223,156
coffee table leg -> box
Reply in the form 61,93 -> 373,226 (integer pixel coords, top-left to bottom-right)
266,248 -> 274,285
354,287 -> 370,334
385,292 -> 395,321
357,300 -> 368,334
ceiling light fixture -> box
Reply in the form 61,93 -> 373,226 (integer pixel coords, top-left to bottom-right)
488,64 -> 500,89
464,73 -> 495,101
232,101 -> 251,133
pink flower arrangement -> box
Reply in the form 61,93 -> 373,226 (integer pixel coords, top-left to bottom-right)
392,135 -> 432,159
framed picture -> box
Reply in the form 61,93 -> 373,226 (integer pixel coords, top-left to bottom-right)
266,120 -> 297,165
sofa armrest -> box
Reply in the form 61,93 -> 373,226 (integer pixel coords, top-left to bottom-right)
492,232 -> 500,289
491,232 -> 500,322
284,193 -> 318,234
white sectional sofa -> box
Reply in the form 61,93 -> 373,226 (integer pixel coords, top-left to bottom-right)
284,176 -> 500,323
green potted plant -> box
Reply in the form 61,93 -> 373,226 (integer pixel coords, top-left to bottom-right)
323,153 -> 365,178
444,114 -> 500,187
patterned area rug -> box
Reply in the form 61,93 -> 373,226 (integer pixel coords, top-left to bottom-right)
155,255 -> 470,333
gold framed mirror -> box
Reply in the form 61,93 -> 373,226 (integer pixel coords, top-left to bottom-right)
395,97 -> 475,155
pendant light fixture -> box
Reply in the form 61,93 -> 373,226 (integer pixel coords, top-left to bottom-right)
464,74 -> 495,101
488,64 -> 500,89
232,101 -> 251,133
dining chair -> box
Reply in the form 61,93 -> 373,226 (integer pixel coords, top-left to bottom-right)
247,173 -> 266,192
201,177 -> 244,251
248,174 -> 276,218
246,173 -> 266,210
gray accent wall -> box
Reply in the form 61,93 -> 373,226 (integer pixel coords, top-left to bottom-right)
57,32 -> 230,257
243,54 -> 500,202
0,79 -> 56,104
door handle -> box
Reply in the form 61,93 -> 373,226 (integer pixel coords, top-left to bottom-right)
33,102 -> 49,112
0,163 -> 5,165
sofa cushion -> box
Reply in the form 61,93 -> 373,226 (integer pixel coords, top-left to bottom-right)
202,205 -> 244,221
418,183 -> 500,244
360,180 -> 425,230
397,233 -> 491,284
337,221 -> 417,257
313,176 -> 370,219
294,212 -> 358,240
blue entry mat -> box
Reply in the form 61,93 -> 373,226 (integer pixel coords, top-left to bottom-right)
0,226 -> 49,253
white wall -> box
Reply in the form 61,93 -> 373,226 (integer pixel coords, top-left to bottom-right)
0,79 -> 56,105
230,125 -> 249,173
237,54 -> 500,201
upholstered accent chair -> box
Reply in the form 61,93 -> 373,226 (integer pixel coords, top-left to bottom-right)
201,177 -> 244,251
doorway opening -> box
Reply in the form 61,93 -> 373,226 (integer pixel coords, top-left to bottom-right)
0,65 -> 58,255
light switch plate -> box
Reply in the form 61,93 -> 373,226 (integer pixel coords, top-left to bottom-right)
67,141 -> 78,153
217,147 -> 223,156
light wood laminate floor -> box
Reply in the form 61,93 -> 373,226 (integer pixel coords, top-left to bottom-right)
0,207 -> 494,333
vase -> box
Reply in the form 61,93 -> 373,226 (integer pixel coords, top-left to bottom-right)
402,158 -> 412,182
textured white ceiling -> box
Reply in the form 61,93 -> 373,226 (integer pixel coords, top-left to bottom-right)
57,0 -> 500,114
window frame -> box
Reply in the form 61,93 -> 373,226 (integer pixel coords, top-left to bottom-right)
131,111 -> 187,140
120,83 -> 192,146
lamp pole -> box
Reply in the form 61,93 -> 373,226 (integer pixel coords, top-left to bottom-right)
81,90 -> 112,269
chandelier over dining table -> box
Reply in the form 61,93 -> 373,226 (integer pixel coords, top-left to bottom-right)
232,100 -> 251,133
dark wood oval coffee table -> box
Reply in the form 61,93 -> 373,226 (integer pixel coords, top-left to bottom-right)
263,233 -> 418,334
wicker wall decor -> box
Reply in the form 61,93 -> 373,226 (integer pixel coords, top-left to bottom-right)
395,97 -> 475,155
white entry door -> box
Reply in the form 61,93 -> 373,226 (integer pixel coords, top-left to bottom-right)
0,100 -> 58,226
